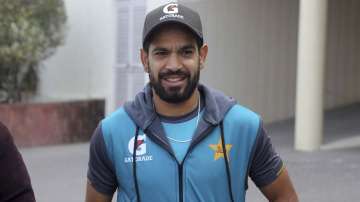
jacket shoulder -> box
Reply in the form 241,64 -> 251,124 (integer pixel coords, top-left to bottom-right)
101,107 -> 135,137
227,104 -> 260,119
224,104 -> 261,132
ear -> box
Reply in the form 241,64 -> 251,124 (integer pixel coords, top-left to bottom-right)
199,43 -> 208,70
140,49 -> 149,73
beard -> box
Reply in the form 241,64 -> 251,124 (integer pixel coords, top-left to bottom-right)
148,62 -> 200,104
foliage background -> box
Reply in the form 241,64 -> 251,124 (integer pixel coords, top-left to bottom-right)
0,0 -> 67,103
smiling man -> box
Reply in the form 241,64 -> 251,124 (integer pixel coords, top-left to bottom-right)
86,2 -> 298,202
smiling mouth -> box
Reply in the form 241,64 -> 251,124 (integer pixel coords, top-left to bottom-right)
161,74 -> 188,88
163,75 -> 186,82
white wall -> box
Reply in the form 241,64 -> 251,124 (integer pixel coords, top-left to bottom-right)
325,0 -> 360,108
112,0 -> 146,112
182,0 -> 360,123
38,0 -> 172,114
38,0 -> 116,113
38,0 -> 360,121
113,0 -> 176,111
182,0 -> 299,122
146,0 -> 174,11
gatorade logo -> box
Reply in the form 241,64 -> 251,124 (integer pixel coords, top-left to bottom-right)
128,135 -> 146,156
160,3 -> 184,21
125,135 -> 153,163
163,3 -> 178,14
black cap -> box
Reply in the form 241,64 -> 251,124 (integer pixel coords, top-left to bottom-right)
142,2 -> 203,48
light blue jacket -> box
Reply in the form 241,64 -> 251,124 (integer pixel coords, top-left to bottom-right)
88,84 -> 283,202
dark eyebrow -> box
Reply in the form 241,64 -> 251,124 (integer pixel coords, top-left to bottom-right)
151,47 -> 169,53
151,44 -> 195,54
179,44 -> 196,51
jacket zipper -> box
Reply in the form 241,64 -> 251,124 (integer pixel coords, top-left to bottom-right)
178,163 -> 183,202
150,134 -> 182,202
151,125 -> 214,202
178,126 -> 214,202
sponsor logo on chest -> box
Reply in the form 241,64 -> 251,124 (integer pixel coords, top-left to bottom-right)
124,134 -> 154,163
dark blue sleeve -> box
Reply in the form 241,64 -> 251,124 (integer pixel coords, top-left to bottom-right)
87,124 -> 118,195
248,121 -> 284,188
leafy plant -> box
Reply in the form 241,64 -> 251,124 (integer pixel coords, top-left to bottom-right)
0,0 -> 67,103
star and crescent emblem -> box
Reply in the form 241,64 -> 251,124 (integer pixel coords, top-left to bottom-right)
209,138 -> 232,160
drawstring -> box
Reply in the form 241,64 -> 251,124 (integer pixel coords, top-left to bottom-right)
132,126 -> 141,202
220,122 -> 235,202
132,123 -> 233,202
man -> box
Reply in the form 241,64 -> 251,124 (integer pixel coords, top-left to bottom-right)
86,2 -> 298,202
0,121 -> 36,202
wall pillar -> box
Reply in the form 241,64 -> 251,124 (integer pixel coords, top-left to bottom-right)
295,0 -> 328,151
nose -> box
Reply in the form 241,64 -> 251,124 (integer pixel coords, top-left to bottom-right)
165,53 -> 181,71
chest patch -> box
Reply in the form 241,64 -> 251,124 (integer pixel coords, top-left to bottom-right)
124,135 -> 153,163
209,138 -> 232,161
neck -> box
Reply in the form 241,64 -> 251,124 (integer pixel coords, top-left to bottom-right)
153,89 -> 199,117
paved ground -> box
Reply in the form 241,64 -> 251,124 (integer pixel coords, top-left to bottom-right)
22,143 -> 90,202
21,104 -> 360,202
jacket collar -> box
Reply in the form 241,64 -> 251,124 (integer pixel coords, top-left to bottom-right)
124,83 -> 237,154
124,83 -> 236,131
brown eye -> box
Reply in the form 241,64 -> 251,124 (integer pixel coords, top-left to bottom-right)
182,49 -> 194,57
154,51 -> 168,56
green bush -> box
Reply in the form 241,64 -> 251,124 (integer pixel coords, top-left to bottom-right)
0,0 -> 67,103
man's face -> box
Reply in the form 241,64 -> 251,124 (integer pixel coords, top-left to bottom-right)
141,25 -> 207,103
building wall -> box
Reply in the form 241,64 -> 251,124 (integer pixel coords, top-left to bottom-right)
112,0 -> 146,112
38,0 -> 117,114
325,0 -> 360,108
182,0 -> 360,123
38,0 -> 360,121
182,0 -> 299,122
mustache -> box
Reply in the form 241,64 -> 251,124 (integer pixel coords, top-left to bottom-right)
158,68 -> 190,79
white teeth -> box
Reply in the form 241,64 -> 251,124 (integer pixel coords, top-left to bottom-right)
164,76 -> 184,82
168,77 -> 181,81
